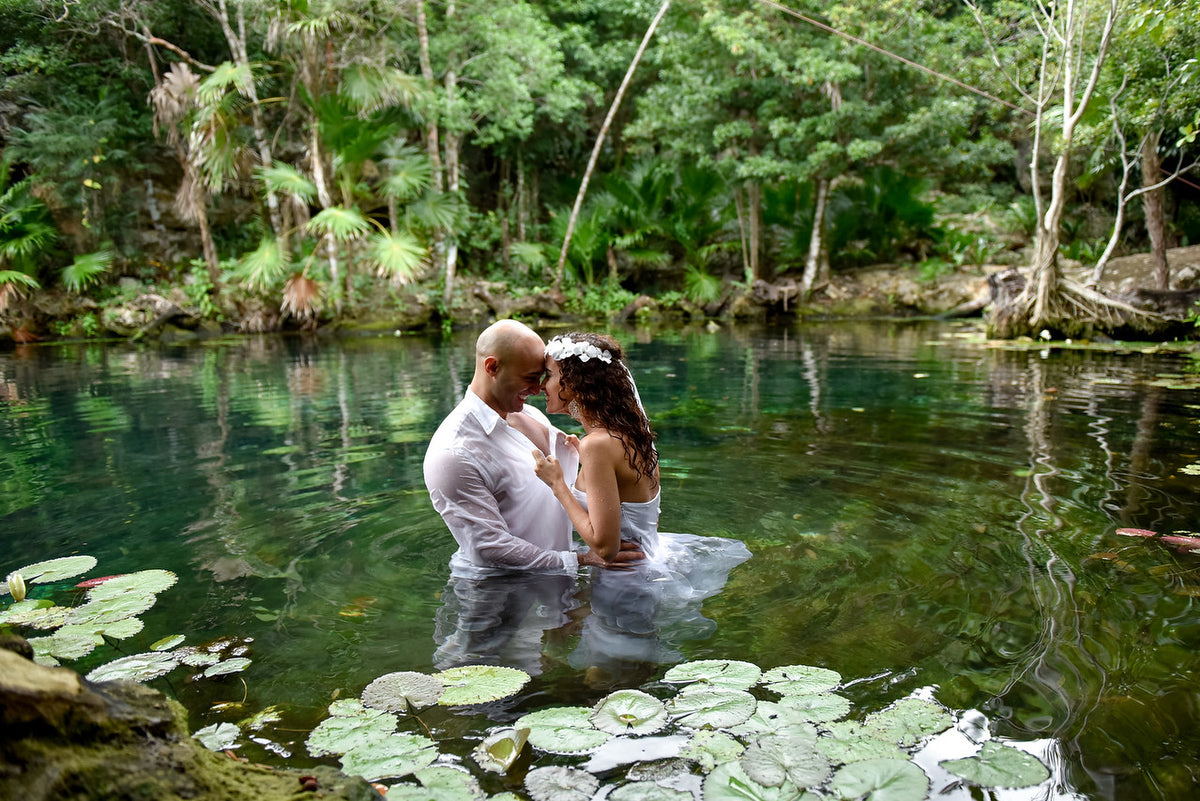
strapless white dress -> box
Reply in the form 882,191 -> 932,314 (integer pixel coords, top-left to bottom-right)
568,484 -> 751,668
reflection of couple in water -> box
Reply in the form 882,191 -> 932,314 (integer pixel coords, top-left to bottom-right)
423,320 -> 749,680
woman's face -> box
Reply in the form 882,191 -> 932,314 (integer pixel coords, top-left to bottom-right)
543,358 -> 571,415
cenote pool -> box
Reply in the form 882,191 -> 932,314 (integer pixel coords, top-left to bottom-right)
3,320 -> 1200,800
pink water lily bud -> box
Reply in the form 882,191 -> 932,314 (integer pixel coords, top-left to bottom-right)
7,572 -> 26,602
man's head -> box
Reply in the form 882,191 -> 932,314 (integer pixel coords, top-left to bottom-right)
470,319 -> 547,417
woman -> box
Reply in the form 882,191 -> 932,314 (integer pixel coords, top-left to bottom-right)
526,332 -> 750,600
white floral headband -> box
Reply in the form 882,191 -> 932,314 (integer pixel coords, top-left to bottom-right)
545,335 -> 613,364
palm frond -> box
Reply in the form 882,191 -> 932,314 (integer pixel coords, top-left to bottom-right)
61,249 -> 112,293
307,206 -> 372,243
198,61 -> 254,104
341,64 -> 421,117
237,238 -> 288,291
260,163 -> 318,203
281,272 -> 323,319
407,191 -> 463,231
683,265 -> 721,304
510,241 -> 548,273
365,230 -> 426,285
0,270 -> 40,290
150,63 -> 199,137
380,150 -> 433,201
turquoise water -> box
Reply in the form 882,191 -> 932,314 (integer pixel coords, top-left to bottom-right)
3,321 -> 1200,798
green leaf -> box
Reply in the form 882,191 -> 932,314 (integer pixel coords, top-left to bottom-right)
680,730 -> 745,772
728,701 -> 820,739
260,163 -> 317,202
193,722 -> 241,751
435,664 -> 530,705
0,600 -> 68,629
592,689 -> 670,735
939,741 -> 1050,789
524,766 -> 599,801
703,760 -> 806,801
666,686 -> 757,730
818,721 -> 906,765
363,671 -> 444,713
151,635 -> 186,652
6,556 -> 97,588
472,727 -> 529,773
778,693 -> 850,723
86,569 -> 178,600
609,781 -> 692,801
28,631 -> 99,661
66,593 -> 157,628
828,758 -> 928,801
306,701 -> 398,757
61,249 -> 112,293
86,651 -> 179,683
307,206 -> 371,243
663,659 -> 762,690
366,230 -> 425,284
238,237 -> 287,291
385,765 -> 485,801
204,657 -> 251,677
741,733 -> 832,789
860,697 -> 952,747
339,733 -> 438,782
760,665 -> 841,695
0,269 -> 39,290
515,706 -> 610,754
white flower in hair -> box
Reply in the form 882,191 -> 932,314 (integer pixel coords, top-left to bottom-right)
546,335 -> 613,364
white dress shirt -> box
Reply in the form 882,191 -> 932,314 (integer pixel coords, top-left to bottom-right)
424,390 -> 580,576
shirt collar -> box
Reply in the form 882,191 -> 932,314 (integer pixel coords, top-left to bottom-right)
464,388 -> 506,434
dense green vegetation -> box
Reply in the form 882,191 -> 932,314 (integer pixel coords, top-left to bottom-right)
1,0 -> 1198,337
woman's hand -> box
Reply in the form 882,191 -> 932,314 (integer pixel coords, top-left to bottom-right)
531,449 -> 565,489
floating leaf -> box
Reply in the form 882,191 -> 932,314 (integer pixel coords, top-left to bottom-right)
6,556 -> 98,589
205,657 -> 251,677
242,706 -> 283,731
741,733 -> 832,789
0,599 -> 66,628
435,665 -> 529,705
778,693 -> 851,723
386,765 -> 485,801
728,701 -> 821,739
760,664 -> 841,695
340,733 -> 438,782
666,686 -> 756,729
1115,528 -> 1157,538
363,671 -> 444,712
680,730 -> 745,772
524,766 -> 599,801
828,758 -> 928,801
609,781 -> 692,800
592,689 -> 670,735
939,741 -> 1050,789
152,634 -> 186,651
28,631 -> 100,661
66,594 -> 157,627
703,760 -> 804,801
515,706 -> 610,754
472,727 -> 529,773
76,575 -> 124,589
663,659 -> 762,690
818,721 -> 906,765
306,701 -> 398,757
86,651 -> 179,683
193,722 -> 241,751
85,569 -> 177,600
179,648 -> 222,668
861,697 -> 951,747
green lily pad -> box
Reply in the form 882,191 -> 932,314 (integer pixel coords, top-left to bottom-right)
242,705 -> 283,731
363,671 -> 444,712
1,600 -> 69,629
66,593 -> 157,627
524,766 -> 599,801
193,722 -> 241,751
86,651 -> 179,683
472,727 -> 529,774
340,733 -> 438,782
861,697 -> 952,747
663,659 -> 762,690
434,664 -> 530,706
515,706 -> 610,754
666,686 -> 757,730
204,657 -> 251,677
828,758 -> 928,801
152,634 -> 186,651
728,701 -> 821,739
741,733 -> 832,789
306,701 -> 398,757
679,730 -> 745,772
6,556 -> 98,589
778,693 -> 850,723
385,765 -> 485,801
85,569 -> 177,600
609,781 -> 692,801
703,760 -> 805,801
939,741 -> 1050,789
760,664 -> 841,696
28,631 -> 100,661
592,689 -> 669,735
818,721 -> 906,764
178,648 -> 222,668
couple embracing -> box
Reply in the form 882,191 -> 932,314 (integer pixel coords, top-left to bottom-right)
424,319 -> 748,618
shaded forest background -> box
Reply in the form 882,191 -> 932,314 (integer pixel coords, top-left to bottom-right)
1,0 -> 1198,339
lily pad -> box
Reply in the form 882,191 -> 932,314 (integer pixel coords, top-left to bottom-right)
741,733 -> 832,789
939,741 -> 1050,789
524,766 -> 599,801
434,664 -> 529,706
778,692 -> 851,723
386,765 -> 485,801
85,569 -> 177,600
861,697 -> 951,747
5,556 -> 98,590
828,758 -> 928,801
179,648 -> 222,668
363,670 -> 444,712
728,701 -> 821,739
152,634 -> 186,651
204,657 -> 252,677
818,721 -> 906,765
663,659 -> 762,690
306,701 -> 398,757
666,686 -> 757,730
703,760 -> 805,801
515,706 -> 610,754
340,733 -> 438,782
609,781 -> 692,801
679,730 -> 745,772
472,727 -> 529,773
242,705 -> 284,731
592,689 -> 670,735
0,599 -> 66,628
86,651 -> 179,683
193,722 -> 241,751
28,631 -> 100,661
66,593 -> 157,627
760,664 -> 841,696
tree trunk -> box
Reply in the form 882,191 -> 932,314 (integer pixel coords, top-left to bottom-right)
1028,150 -> 1068,329
747,180 -> 761,283
1141,131 -> 1169,290
800,177 -> 829,297
516,151 -> 527,241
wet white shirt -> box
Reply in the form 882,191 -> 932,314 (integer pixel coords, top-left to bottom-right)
424,390 -> 580,576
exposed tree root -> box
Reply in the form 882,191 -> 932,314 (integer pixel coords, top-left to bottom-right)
987,269 -> 1169,339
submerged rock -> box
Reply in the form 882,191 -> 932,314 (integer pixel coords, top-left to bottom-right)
0,645 -> 378,801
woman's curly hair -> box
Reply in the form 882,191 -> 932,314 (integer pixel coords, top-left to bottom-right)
553,332 -> 658,484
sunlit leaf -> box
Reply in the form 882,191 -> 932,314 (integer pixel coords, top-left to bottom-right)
366,230 -> 425,285
828,758 -> 928,801
340,733 -> 438,782
307,206 -> 371,242
741,733 -> 832,789
818,721 -> 906,765
306,701 -> 397,757
760,664 -> 841,696
193,722 -> 241,752
592,689 -> 670,735
152,635 -> 186,651
515,706 -> 610,754
205,657 -> 251,677
939,741 -> 1050,789
386,765 -> 485,801
778,693 -> 851,723
728,701 -> 820,739
86,569 -> 178,600
680,730 -> 745,772
609,781 -> 692,801
260,163 -> 317,203
435,664 -> 530,705
28,631 -> 99,661
62,249 -> 112,293
472,727 -> 529,773
703,760 -> 805,801
666,686 -> 757,730
583,735 -> 690,774
0,600 -> 68,629
86,651 -> 179,684
6,556 -> 97,589
178,648 -> 222,668
524,766 -> 599,801
66,593 -> 157,627
663,659 -> 762,690
861,697 -> 952,747
363,671 -> 444,713
242,706 -> 283,731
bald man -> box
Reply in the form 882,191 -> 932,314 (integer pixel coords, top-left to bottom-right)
424,320 -> 637,576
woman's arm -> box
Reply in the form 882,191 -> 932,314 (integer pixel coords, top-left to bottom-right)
507,411 -> 550,453
531,437 -> 623,561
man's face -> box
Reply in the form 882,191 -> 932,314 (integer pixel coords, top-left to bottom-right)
491,341 -> 547,416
